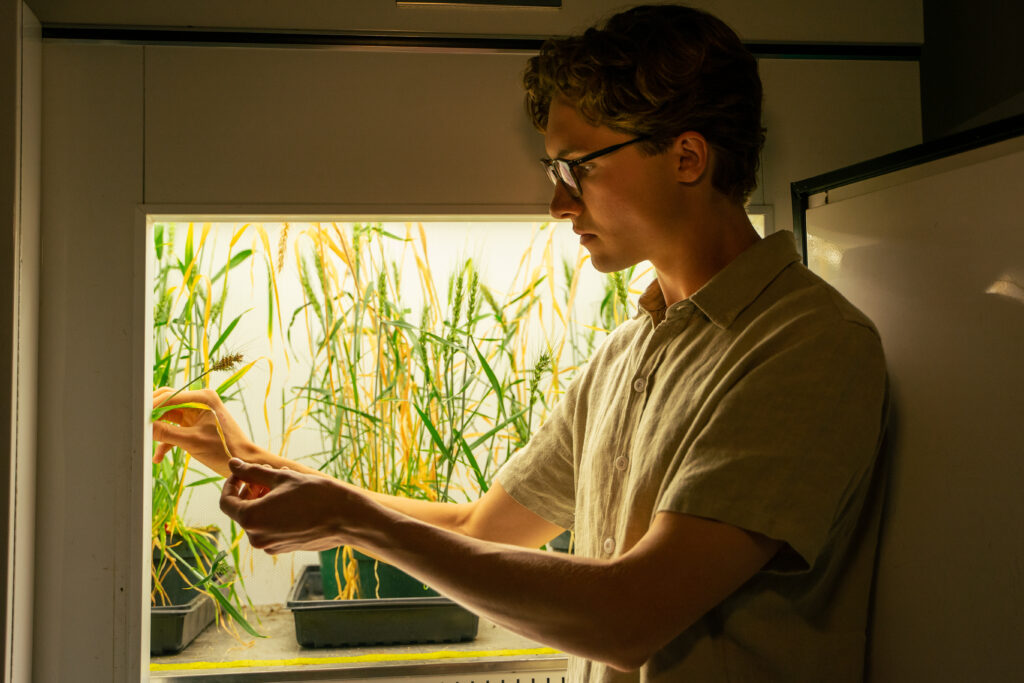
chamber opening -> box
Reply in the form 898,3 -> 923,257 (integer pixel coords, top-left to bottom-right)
144,211 -> 769,677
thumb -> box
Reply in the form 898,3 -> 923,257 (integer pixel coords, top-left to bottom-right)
227,458 -> 286,489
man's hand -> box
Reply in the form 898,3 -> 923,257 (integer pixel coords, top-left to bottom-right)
151,387 -> 258,477
219,459 -> 371,554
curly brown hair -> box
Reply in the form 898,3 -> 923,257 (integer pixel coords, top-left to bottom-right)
524,4 -> 764,204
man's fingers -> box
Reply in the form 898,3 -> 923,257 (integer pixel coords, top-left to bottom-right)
227,458 -> 285,488
152,420 -> 194,452
241,482 -> 271,500
153,442 -> 172,464
152,386 -> 174,401
156,388 -> 220,408
220,474 -> 249,520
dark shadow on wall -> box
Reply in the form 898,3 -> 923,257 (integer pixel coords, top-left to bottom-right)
922,0 -> 1024,140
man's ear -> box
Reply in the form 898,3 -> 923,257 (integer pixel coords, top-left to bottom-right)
671,132 -> 711,186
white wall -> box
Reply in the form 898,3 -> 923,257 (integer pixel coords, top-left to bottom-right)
26,0 -> 923,43
144,46 -> 919,229
37,43 -> 146,683
34,30 -> 921,683
805,134 -> 1024,682
144,47 -> 546,210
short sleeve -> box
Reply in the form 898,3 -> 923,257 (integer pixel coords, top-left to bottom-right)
657,319 -> 888,573
494,372 -> 584,532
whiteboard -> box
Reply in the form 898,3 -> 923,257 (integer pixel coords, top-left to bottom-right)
805,132 -> 1024,681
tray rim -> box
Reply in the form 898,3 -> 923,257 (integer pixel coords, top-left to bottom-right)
151,590 -> 213,616
286,565 -> 471,612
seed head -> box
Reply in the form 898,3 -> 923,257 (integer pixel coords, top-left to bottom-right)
276,223 -> 289,273
211,352 -> 244,372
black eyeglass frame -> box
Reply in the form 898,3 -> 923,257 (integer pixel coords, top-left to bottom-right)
540,135 -> 651,199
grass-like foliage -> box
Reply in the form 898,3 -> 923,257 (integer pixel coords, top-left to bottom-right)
284,222 -> 634,504
151,222 -> 268,639
150,220 -> 640,610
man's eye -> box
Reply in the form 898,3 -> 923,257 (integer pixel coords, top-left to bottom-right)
575,164 -> 595,177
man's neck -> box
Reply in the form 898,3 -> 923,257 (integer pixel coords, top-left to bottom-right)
652,201 -> 760,308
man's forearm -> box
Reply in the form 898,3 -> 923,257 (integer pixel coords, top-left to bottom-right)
244,444 -> 323,478
220,461 -> 764,672
246,444 -> 475,535
361,491 -> 474,535
344,499 -> 657,672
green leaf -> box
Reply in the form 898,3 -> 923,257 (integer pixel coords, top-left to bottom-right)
211,249 -> 253,283
186,476 -> 221,488
292,384 -> 328,396
466,408 -> 529,453
324,317 -> 344,344
285,301 -> 312,345
154,223 -> 165,260
332,403 -> 383,424
153,354 -> 172,388
209,310 -> 249,358
456,434 -> 489,493
506,275 -> 546,307
472,339 -> 504,413
229,520 -> 242,568
184,227 -> 194,274
377,229 -> 409,241
266,259 -> 274,338
151,401 -> 211,422
210,580 -> 265,639
381,318 -> 418,332
421,331 -> 468,353
215,360 -> 257,396
161,546 -> 265,638
413,404 -> 452,460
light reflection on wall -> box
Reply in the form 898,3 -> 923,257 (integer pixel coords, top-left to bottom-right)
985,269 -> 1024,304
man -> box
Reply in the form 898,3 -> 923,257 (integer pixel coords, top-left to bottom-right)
153,5 -> 888,680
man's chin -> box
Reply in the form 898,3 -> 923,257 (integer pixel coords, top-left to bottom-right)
588,253 -> 634,275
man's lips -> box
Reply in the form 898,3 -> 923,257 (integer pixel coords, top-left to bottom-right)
571,224 -> 596,245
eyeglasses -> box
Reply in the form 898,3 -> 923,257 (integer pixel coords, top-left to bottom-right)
540,136 -> 649,199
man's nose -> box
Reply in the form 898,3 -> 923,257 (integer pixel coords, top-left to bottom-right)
549,182 -> 582,220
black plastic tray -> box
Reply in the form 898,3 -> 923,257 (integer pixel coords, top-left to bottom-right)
151,590 -> 216,656
287,565 -> 479,648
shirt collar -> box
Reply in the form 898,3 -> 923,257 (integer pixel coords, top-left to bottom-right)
637,231 -> 801,329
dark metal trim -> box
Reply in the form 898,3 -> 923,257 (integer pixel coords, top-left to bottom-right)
746,42 -> 919,60
791,186 -> 809,263
40,24 -> 920,60
790,111 -> 1024,263
40,25 -> 548,51
398,0 -> 562,6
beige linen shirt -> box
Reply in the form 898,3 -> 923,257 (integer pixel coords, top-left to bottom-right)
496,231 -> 888,682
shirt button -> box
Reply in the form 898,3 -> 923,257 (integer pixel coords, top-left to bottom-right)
633,377 -> 647,392
614,456 -> 628,471
603,537 -> 616,554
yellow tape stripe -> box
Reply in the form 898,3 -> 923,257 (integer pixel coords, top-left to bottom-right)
150,647 -> 562,671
